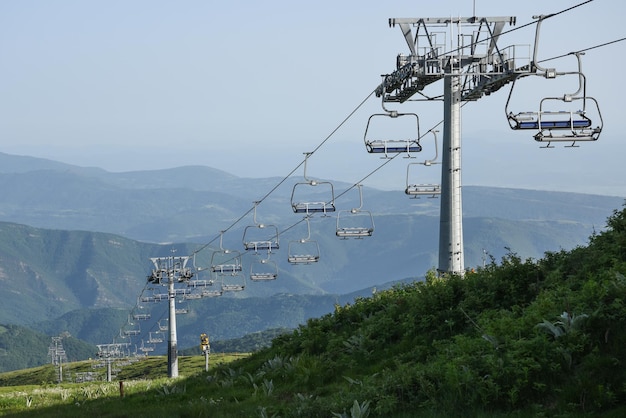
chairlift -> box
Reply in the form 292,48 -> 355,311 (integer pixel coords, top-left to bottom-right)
221,281 -> 246,292
132,313 -> 151,321
364,77 -> 422,158
249,252 -> 278,281
148,332 -> 163,344
336,184 -> 374,239
123,317 -> 141,336
201,289 -> 223,298
139,340 -> 155,353
158,319 -> 168,332
290,152 -> 336,215
211,231 -> 243,273
188,255 -> 216,289
505,17 -> 602,147
220,265 -> 246,292
122,328 -> 141,337
175,307 -> 189,315
287,216 -> 320,264
187,279 -> 215,288
153,292 -> 168,302
242,202 -> 280,252
405,130 -> 442,198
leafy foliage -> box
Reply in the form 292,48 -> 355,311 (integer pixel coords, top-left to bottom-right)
182,203 -> 626,417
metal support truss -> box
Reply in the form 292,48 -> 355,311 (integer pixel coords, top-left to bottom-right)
376,16 -> 528,275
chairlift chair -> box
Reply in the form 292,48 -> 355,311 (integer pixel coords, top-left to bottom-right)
243,202 -> 280,252
287,216 -> 320,264
249,253 -> 278,281
336,184 -> 374,239
506,78 -> 602,146
505,18 -> 602,146
364,113 -> 422,157
190,254 -> 216,284
287,241 -> 321,264
148,332 -> 163,344
139,341 -> 155,353
405,130 -> 442,198
201,289 -> 223,298
290,152 -> 336,215
221,282 -> 246,292
211,231 -> 243,273
187,279 -> 215,288
220,266 -> 246,292
364,77 -> 422,158
123,316 -> 141,336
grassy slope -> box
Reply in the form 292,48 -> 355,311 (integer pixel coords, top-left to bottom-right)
2,206 -> 626,417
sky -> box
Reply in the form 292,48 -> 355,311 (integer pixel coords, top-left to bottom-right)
1,0 -> 624,197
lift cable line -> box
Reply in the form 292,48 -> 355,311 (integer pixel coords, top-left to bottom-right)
538,36 -> 626,64
188,90 -> 375,259
188,1 -> 603,263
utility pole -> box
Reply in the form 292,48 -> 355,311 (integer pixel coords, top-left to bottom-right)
376,16 -> 525,275
148,253 -> 193,378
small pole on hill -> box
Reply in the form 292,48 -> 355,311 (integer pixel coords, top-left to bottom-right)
200,333 -> 210,372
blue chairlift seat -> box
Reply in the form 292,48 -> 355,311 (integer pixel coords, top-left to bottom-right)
365,140 -> 422,154
291,201 -> 336,214
364,112 -> 422,157
510,111 -> 592,130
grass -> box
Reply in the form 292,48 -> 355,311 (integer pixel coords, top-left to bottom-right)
0,353 -> 249,417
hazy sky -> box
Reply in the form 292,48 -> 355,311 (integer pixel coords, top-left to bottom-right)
1,0 -> 624,196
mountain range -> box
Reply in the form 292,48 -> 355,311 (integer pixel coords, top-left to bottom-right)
0,151 -> 623,369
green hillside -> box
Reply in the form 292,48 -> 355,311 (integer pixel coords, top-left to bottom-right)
2,205 -> 626,417
0,325 -> 95,373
